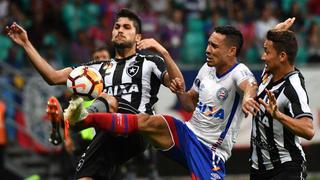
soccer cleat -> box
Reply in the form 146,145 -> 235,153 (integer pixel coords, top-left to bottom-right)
46,96 -> 63,145
63,97 -> 88,126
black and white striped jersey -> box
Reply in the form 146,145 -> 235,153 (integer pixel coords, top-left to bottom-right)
250,70 -> 313,171
80,53 -> 167,114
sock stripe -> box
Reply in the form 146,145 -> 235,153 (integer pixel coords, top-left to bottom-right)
87,113 -> 138,134
124,114 -> 129,133
111,113 -> 116,132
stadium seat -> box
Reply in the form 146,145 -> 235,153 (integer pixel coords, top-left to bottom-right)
181,18 -> 206,65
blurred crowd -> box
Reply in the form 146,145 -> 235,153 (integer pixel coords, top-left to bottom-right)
0,0 -> 320,70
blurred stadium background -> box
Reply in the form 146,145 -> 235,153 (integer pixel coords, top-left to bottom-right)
0,0 -> 320,179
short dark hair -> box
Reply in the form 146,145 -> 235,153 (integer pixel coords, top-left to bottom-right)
92,45 -> 115,58
266,30 -> 297,65
214,25 -> 243,56
92,45 -> 109,54
115,8 -> 142,34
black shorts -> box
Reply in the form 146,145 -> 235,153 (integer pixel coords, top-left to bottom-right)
74,98 -> 149,180
250,161 -> 307,180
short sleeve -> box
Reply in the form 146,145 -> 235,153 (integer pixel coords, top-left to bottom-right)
233,64 -> 256,86
284,75 -> 313,119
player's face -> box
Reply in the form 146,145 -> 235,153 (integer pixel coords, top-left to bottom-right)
205,32 -> 230,67
261,40 -> 280,74
111,17 -> 141,49
92,50 -> 110,61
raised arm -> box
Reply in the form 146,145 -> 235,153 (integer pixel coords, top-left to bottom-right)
273,17 -> 295,31
5,22 -> 72,85
137,38 -> 184,88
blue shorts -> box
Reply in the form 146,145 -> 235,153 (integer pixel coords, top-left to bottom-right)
161,115 -> 225,180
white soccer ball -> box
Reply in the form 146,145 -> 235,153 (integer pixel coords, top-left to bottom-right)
66,66 -> 104,100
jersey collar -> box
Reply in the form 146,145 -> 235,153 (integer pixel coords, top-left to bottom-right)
114,53 -> 137,62
216,63 -> 239,79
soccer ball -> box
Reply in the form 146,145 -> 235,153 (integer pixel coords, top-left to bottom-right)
66,66 -> 104,100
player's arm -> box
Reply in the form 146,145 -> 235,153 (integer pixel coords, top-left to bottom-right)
239,78 -> 260,117
273,17 -> 295,31
259,89 -> 314,140
170,78 -> 198,112
177,89 -> 199,112
5,22 -> 72,85
137,38 -> 184,87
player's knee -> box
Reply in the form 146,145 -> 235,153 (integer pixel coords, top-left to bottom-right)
138,114 -> 165,132
99,93 -> 118,112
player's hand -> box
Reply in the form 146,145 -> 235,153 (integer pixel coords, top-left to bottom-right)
274,17 -> 295,31
242,97 -> 260,118
170,77 -> 185,94
137,38 -> 167,55
4,22 -> 29,46
258,89 -> 281,119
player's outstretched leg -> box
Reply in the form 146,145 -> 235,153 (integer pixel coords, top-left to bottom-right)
46,96 -> 63,145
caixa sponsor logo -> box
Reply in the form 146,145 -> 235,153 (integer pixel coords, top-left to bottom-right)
196,101 -> 224,119
105,83 -> 139,95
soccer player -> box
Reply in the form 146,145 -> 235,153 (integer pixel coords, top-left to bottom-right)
249,29 -> 315,179
6,9 -> 184,180
60,25 -> 260,179
91,46 -> 111,62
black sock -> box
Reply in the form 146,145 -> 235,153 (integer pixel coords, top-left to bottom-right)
86,97 -> 110,113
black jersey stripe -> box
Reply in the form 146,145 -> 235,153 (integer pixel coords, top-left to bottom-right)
297,71 -> 309,104
144,72 -> 161,114
283,108 -> 305,163
253,115 -> 266,171
284,83 -> 303,117
130,56 -> 143,112
112,60 -> 126,93
98,62 -> 109,90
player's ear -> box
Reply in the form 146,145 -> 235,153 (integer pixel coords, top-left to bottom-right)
229,46 -> 237,57
279,52 -> 287,63
135,34 -> 141,42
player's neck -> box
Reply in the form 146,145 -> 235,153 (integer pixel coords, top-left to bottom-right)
115,48 -> 136,59
272,65 -> 294,82
216,59 -> 238,76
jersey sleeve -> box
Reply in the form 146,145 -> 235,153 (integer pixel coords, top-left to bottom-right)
284,75 -> 313,120
146,55 -> 168,83
233,63 -> 256,87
